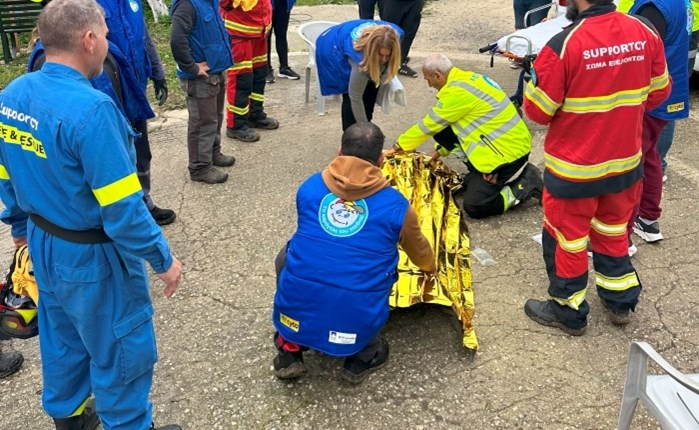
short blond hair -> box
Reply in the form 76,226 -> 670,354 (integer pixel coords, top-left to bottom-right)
353,25 -> 401,87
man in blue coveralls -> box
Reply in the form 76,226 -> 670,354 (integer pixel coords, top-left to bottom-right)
0,0 -> 182,429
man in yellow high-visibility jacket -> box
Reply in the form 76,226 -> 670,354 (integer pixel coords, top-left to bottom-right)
388,53 -> 542,219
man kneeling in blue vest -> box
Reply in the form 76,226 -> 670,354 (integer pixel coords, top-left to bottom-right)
272,122 -> 437,383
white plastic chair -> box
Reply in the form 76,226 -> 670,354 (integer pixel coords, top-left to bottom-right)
296,21 -> 338,115
618,341 -> 699,430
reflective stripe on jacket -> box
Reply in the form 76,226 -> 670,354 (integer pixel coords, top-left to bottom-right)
220,0 -> 272,39
398,67 -> 531,175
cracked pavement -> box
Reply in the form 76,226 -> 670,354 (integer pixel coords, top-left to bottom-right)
1,1 -> 698,428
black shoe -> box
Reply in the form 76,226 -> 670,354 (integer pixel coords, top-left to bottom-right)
190,166 -> 228,184
212,152 -> 236,167
601,300 -> 632,326
273,350 -> 307,380
524,299 -> 587,336
249,115 -> 279,130
341,338 -> 389,384
149,206 -> 176,226
226,126 -> 260,142
53,398 -> 100,430
398,63 -> 418,78
278,66 -> 300,80
150,424 -> 183,430
0,350 -> 23,379
513,163 -> 544,205
633,217 -> 663,243
265,68 -> 275,84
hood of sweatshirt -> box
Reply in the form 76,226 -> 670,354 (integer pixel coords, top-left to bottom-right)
321,155 -> 389,201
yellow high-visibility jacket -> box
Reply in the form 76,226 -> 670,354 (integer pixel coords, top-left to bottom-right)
397,67 -> 531,174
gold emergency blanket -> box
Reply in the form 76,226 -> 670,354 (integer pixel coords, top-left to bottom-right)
382,153 -> 477,350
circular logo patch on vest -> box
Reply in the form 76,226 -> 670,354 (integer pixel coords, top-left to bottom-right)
129,0 -> 140,13
318,194 -> 369,237
351,22 -> 377,41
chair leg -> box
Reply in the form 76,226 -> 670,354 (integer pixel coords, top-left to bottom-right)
1,33 -> 11,64
617,398 -> 639,430
304,67 -> 311,104
315,76 -> 325,115
617,343 -> 649,430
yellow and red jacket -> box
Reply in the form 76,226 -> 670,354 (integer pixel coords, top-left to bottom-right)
220,0 -> 271,39
524,4 -> 671,198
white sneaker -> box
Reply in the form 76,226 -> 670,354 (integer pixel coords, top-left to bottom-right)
662,174 -> 667,183
633,217 -> 664,243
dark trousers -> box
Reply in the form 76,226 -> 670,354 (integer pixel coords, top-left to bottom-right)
357,0 -> 383,19
341,83 -> 379,131
434,128 -> 527,219
267,0 -> 291,70
132,120 -> 154,210
381,0 -> 423,63
274,245 -> 381,361
180,73 -> 226,173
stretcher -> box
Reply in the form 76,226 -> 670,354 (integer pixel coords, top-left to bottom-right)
382,153 -> 477,351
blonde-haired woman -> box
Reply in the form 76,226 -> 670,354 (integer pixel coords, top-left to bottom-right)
316,20 -> 403,130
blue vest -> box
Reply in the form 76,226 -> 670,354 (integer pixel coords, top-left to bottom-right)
315,19 -> 404,96
97,0 -> 151,91
27,41 -> 155,123
273,172 -> 409,356
631,0 -> 691,120
171,0 -> 234,78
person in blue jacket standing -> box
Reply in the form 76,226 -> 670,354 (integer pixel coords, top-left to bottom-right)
170,0 -> 237,184
316,20 -> 403,131
0,0 -> 183,428
95,0 -> 177,226
265,0 -> 300,83
272,122 -> 436,383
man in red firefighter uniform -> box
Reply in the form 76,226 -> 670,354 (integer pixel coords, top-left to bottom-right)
221,0 -> 279,142
522,0 -> 671,335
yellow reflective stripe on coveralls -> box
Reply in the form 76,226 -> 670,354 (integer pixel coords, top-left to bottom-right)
553,288 -> 587,311
0,164 -> 9,180
591,218 -> 627,236
228,104 -> 249,115
229,60 -> 252,71
544,150 -> 641,180
224,20 -> 265,35
561,86 -> 650,113
595,272 -> 640,291
544,218 -> 588,253
525,83 -> 561,116
92,173 -> 141,207
250,92 -> 264,102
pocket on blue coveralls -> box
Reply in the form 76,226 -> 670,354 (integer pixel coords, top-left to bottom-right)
54,261 -> 113,318
113,305 -> 158,384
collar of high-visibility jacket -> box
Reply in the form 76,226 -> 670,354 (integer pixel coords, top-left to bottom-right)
321,156 -> 389,202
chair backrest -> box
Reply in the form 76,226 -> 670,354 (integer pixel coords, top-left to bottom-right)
297,21 -> 338,58
618,341 -> 699,430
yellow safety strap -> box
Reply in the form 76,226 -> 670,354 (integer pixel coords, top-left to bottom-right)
91,173 -> 141,207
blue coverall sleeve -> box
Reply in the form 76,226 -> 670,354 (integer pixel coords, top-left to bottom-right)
77,100 -> 173,273
0,152 -> 28,238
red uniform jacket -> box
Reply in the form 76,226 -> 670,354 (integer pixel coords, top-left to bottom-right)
220,0 -> 272,39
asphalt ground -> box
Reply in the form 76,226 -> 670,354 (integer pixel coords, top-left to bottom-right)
1,1 -> 698,428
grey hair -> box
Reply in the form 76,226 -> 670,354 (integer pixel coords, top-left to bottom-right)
423,53 -> 453,75
39,0 -> 104,54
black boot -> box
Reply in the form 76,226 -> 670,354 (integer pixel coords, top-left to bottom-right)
53,399 -> 100,430
512,163 -> 544,205
342,338 -> 389,383
524,299 -> 587,336
0,350 -> 23,379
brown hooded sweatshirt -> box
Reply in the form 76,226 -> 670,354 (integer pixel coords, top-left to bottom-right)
321,156 -> 436,272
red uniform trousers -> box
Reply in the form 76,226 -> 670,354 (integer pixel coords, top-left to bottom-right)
541,181 -> 643,328
627,114 -> 667,233
226,37 -> 268,129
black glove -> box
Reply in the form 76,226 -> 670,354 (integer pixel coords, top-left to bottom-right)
153,79 -> 168,106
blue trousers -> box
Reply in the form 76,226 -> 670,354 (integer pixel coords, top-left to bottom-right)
28,222 -> 157,430
513,0 -> 551,29
656,120 -> 674,173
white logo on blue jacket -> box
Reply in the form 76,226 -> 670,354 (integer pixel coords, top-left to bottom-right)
318,194 -> 369,237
